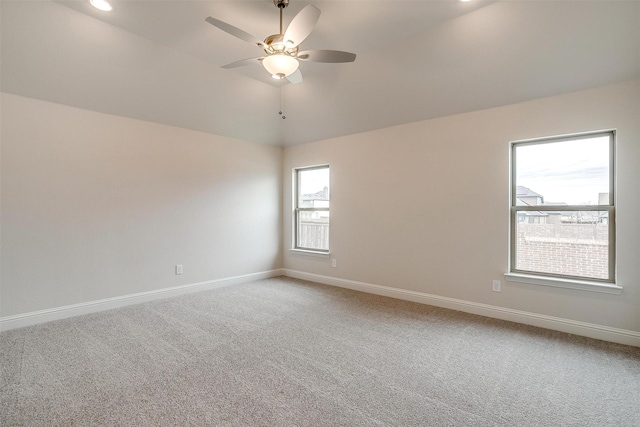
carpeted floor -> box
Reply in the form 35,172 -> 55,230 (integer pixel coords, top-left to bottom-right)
1,276 -> 639,426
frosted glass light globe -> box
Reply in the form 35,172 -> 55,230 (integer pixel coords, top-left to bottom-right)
262,54 -> 299,79
90,0 -> 113,12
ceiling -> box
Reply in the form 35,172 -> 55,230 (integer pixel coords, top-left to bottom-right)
1,0 -> 639,146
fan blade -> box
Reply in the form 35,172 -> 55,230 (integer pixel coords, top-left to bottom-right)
286,69 -> 303,84
221,57 -> 263,69
297,50 -> 356,63
205,16 -> 264,48
283,5 -> 320,48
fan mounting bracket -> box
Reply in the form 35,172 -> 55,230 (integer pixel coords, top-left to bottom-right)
274,0 -> 289,9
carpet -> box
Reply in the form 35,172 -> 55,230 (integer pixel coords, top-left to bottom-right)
2,276 -> 639,426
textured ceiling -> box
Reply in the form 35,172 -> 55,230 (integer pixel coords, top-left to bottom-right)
2,1 -> 639,146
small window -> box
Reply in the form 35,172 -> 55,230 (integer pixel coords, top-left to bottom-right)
509,131 -> 615,284
294,165 -> 330,252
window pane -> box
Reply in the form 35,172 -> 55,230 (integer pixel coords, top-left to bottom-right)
515,136 -> 609,206
298,168 -> 330,207
297,211 -> 329,251
295,166 -> 330,252
514,210 -> 609,280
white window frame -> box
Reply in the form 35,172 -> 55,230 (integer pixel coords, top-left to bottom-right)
505,130 -> 622,294
292,165 -> 330,255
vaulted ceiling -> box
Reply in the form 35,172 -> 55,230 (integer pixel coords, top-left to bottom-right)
2,1 -> 638,146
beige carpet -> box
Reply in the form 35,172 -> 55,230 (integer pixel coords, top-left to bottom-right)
2,276 -> 639,426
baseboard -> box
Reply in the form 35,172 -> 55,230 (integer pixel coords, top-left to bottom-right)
0,269 -> 284,332
283,269 -> 640,347
5,268 -> 638,347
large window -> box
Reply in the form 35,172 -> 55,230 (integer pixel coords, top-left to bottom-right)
509,131 -> 616,287
294,165 -> 330,252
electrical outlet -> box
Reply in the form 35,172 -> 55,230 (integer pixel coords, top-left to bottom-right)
492,280 -> 501,292
331,259 -> 337,268
176,264 -> 183,275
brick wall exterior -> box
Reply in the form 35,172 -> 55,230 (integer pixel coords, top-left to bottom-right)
515,223 -> 609,280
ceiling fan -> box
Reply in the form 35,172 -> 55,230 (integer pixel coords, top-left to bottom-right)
205,0 -> 356,84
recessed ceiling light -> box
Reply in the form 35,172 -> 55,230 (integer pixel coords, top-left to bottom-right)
90,0 -> 112,12
460,0 -> 472,2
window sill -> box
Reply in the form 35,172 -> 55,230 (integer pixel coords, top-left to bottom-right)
288,249 -> 330,258
504,273 -> 622,295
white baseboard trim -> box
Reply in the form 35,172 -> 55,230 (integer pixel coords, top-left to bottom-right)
283,269 -> 640,347
0,269 -> 284,332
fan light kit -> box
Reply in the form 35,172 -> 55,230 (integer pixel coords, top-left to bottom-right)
89,0 -> 112,12
263,54 -> 299,80
206,0 -> 356,83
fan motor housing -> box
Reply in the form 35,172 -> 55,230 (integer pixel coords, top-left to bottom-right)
263,34 -> 299,56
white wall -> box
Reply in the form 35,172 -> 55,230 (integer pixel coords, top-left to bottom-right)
1,93 -> 282,317
283,80 -> 640,334
2,81 -> 638,340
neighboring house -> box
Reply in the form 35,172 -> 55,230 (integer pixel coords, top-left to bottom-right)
516,186 -> 544,206
516,186 -> 608,224
300,187 -> 329,215
544,202 -> 567,224
516,186 -> 548,223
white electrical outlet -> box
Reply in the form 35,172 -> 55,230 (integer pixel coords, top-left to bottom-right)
331,259 -> 337,268
492,280 -> 501,292
176,265 -> 183,275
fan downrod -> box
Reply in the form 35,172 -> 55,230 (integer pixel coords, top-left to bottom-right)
274,0 -> 289,9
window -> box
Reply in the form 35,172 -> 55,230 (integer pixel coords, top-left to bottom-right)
508,131 -> 617,291
294,165 -> 330,252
